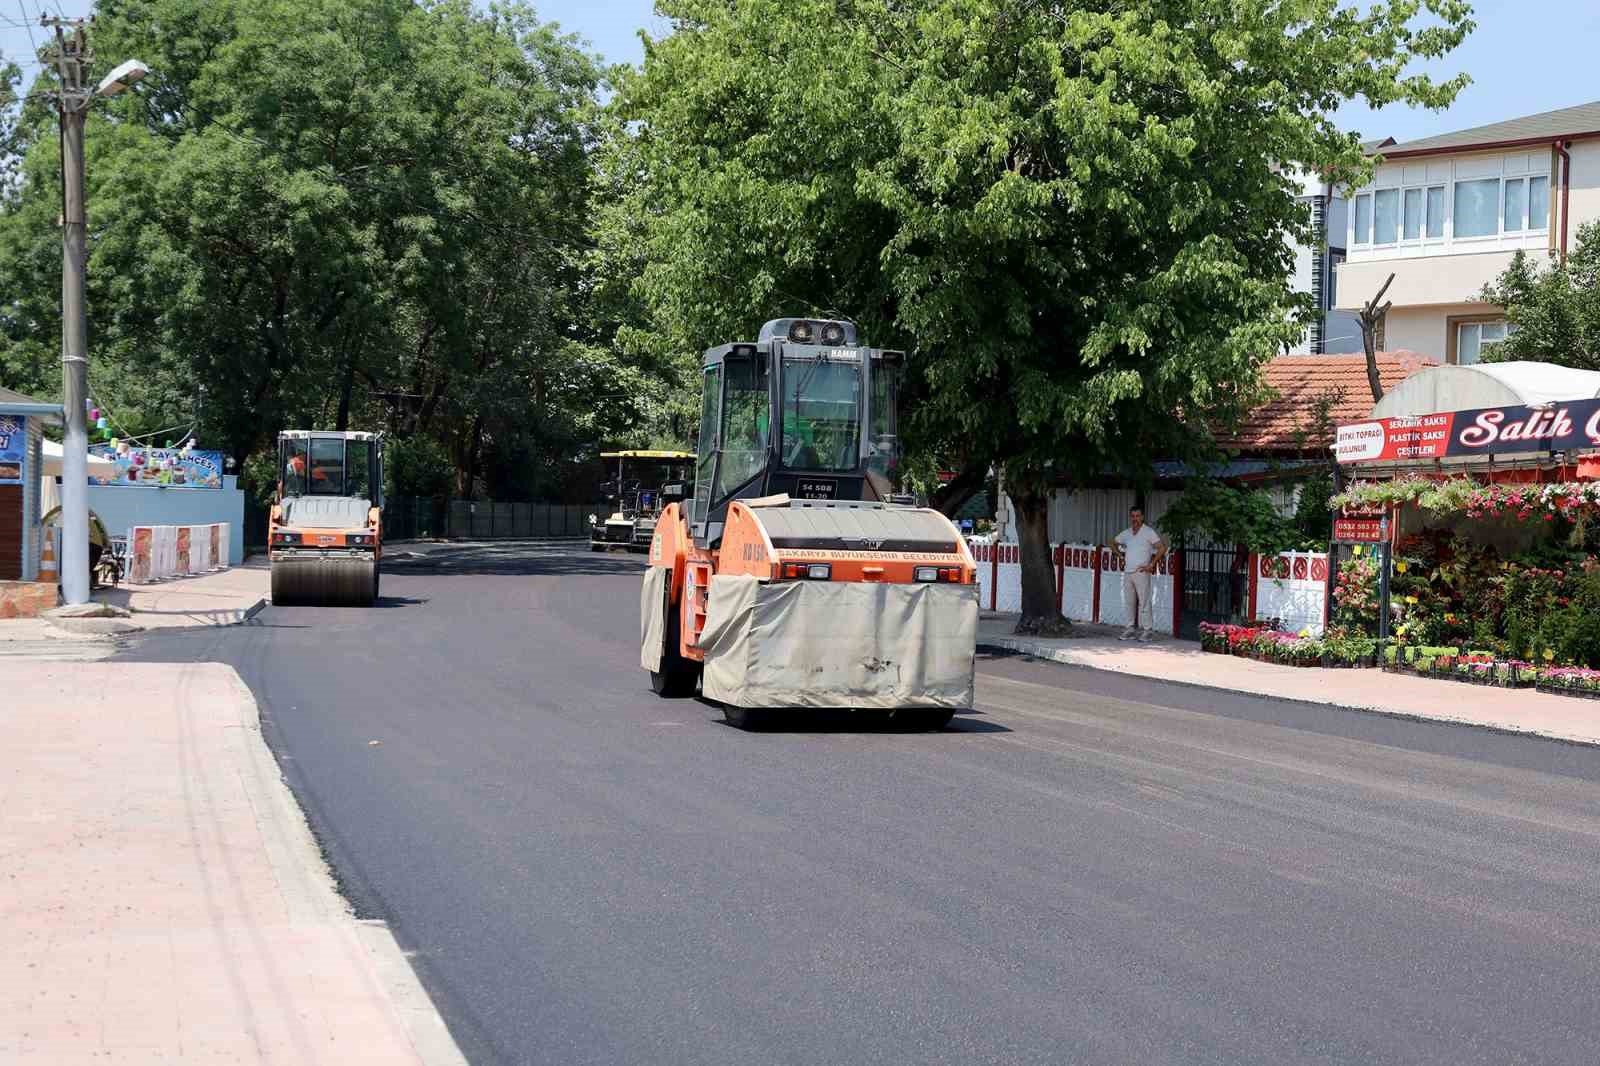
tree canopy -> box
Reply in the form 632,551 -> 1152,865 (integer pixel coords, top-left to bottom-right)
1481,222 -> 1600,371
0,0 -> 646,501
610,0 -> 1471,629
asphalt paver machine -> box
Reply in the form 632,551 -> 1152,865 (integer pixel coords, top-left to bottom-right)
269,430 -> 383,606
640,317 -> 979,729
590,450 -> 694,552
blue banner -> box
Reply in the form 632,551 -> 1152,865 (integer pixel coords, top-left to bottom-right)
91,447 -> 225,489
0,415 -> 24,484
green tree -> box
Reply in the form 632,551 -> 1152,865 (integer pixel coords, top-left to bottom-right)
1480,222 -> 1600,369
0,0 -> 625,502
610,0 -> 1469,633
385,434 -> 454,499
0,56 -> 20,194
1158,479 -> 1308,555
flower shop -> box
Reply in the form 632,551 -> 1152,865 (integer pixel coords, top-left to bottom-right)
1201,361 -> 1600,698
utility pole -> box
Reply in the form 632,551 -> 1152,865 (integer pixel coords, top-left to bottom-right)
44,16 -> 93,605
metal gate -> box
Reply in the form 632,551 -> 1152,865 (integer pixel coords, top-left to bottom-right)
1178,546 -> 1248,640
380,497 -> 589,540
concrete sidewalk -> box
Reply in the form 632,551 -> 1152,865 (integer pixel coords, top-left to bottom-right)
1,661 -> 464,1064
90,562 -> 270,629
0,618 -> 124,661
979,615 -> 1600,747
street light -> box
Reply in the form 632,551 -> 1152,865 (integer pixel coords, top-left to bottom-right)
95,59 -> 149,97
45,13 -> 152,605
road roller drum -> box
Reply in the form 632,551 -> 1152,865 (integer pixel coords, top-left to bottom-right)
270,556 -> 377,607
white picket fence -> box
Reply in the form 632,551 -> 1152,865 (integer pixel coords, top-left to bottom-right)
970,540 -> 1180,636
970,540 -> 1329,637
1252,550 -> 1329,636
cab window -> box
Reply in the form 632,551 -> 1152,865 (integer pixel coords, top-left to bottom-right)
867,355 -> 901,494
691,367 -> 721,526
309,437 -> 346,495
782,356 -> 860,472
282,438 -> 309,496
346,439 -> 372,500
714,355 -> 769,500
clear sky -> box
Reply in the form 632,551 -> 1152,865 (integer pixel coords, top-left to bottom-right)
5,0 -> 1599,146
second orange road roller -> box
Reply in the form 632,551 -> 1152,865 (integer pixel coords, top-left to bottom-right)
269,430 -> 384,606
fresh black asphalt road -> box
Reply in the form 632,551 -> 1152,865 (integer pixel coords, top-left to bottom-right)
124,542 -> 1600,1066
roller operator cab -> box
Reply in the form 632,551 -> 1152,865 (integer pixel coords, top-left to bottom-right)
640,317 -> 980,729
269,431 -> 384,607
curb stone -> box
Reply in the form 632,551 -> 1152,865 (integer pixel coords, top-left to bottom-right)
41,615 -> 142,638
224,670 -> 470,1065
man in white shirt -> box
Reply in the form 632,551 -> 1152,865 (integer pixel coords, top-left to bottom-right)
1112,506 -> 1166,641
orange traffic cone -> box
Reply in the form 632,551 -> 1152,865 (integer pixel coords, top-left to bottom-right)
38,527 -> 58,582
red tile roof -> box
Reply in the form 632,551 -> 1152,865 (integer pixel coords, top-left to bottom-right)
1217,352 -> 1439,453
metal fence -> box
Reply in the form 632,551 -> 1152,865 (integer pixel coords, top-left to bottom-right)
1178,545 -> 1249,640
382,497 -> 590,541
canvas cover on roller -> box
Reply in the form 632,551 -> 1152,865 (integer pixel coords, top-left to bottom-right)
640,564 -> 669,673
698,574 -> 977,708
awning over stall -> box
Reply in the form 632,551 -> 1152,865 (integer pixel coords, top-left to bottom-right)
1371,362 -> 1600,420
41,439 -> 118,477
1336,361 -> 1600,472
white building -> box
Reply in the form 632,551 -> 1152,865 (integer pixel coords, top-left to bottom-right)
1335,101 -> 1600,365
1284,144 -> 1391,355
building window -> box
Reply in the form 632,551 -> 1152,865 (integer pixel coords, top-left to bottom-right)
1504,178 -> 1528,232
1372,188 -> 1399,244
1456,319 -> 1510,365
1426,186 -> 1445,237
1355,166 -> 1550,249
1453,178 -> 1500,238
1529,175 -> 1550,230
1327,251 -> 1343,308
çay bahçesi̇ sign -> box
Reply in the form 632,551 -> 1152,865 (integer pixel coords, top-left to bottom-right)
89,446 -> 225,488
1336,397 -> 1600,464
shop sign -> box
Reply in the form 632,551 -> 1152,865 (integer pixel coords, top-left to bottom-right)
1337,397 -> 1600,464
1333,515 -> 1389,542
90,446 -> 226,489
1333,503 -> 1389,543
0,415 -> 22,484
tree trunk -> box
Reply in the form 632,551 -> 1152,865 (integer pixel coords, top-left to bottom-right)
335,343 -> 359,431
1009,470 -> 1070,636
1359,272 -> 1396,403
458,415 -> 484,498
1361,327 -> 1384,403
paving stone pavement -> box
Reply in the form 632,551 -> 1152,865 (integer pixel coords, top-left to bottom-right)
0,661 -> 465,1064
